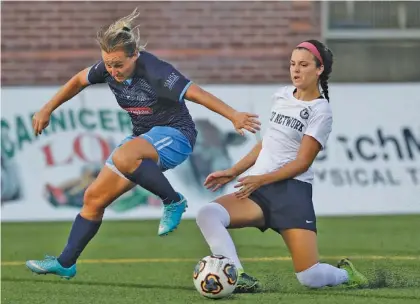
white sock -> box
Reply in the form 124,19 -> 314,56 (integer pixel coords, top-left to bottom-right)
296,262 -> 349,288
196,203 -> 244,271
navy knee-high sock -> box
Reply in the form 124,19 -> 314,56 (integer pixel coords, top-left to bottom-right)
58,214 -> 101,268
125,159 -> 179,204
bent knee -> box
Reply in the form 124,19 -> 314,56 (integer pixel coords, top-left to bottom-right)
196,203 -> 230,227
112,149 -> 140,174
83,186 -> 108,211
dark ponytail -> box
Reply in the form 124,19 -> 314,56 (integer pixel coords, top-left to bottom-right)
320,74 -> 330,102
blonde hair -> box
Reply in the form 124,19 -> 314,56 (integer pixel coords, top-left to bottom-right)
96,7 -> 145,57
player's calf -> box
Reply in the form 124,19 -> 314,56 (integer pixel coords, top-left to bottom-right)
81,186 -> 107,220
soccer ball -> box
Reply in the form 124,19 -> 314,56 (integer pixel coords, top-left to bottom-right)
193,255 -> 239,299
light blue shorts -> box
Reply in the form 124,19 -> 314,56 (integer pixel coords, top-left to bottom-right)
105,126 -> 193,178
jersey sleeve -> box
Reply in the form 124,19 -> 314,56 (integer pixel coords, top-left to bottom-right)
86,61 -> 108,84
304,109 -> 333,150
150,59 -> 192,102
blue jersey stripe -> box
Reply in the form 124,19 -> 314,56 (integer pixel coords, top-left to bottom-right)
179,81 -> 193,102
86,66 -> 93,84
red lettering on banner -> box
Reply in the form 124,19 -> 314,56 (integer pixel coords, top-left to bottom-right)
73,134 -> 111,162
41,133 -> 112,167
41,144 -> 73,166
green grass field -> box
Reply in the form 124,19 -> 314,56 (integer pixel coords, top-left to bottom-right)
2,215 -> 420,304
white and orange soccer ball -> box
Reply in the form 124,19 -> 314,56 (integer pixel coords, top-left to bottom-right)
193,255 -> 239,299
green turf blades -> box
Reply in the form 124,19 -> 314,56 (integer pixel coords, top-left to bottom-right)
2,215 -> 420,303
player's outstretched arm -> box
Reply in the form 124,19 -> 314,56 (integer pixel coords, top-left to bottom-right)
204,141 -> 262,191
230,141 -> 263,176
184,83 -> 261,136
32,68 -> 90,136
43,68 -> 90,114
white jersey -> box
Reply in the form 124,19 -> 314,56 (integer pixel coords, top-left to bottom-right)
248,86 -> 333,184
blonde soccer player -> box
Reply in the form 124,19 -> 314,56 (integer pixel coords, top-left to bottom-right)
197,40 -> 368,292
26,8 -> 260,279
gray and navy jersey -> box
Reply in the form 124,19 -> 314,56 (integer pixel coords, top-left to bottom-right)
87,51 -> 197,147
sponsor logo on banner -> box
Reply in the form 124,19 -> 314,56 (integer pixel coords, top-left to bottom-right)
314,127 -> 420,187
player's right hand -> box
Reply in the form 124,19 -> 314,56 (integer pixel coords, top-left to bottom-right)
32,108 -> 52,136
204,169 -> 237,192
231,111 -> 261,136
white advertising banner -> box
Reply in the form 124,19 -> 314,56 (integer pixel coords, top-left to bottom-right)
1,84 -> 419,221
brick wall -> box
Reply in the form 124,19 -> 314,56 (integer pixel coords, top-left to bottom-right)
1,1 -> 321,85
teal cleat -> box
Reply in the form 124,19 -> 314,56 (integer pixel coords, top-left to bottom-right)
25,255 -> 76,280
337,258 -> 369,288
234,272 -> 262,293
158,193 -> 187,236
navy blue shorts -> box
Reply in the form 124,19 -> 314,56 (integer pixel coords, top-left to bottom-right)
249,179 -> 317,233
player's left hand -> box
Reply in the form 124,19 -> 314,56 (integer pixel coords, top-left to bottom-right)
232,111 -> 261,136
234,175 -> 265,199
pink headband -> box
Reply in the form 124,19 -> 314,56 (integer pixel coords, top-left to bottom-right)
297,42 -> 323,65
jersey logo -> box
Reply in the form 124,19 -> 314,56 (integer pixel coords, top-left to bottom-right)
164,72 -> 180,90
300,108 -> 309,120
270,111 -> 305,132
124,107 -> 153,115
